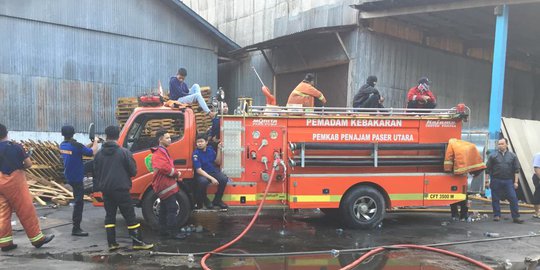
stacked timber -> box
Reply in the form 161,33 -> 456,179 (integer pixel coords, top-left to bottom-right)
193,86 -> 213,133
115,86 -> 213,133
115,97 -> 139,128
20,140 -> 64,181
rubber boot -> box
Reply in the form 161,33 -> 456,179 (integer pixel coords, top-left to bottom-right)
106,227 -> 120,251
33,235 -> 55,248
1,244 -> 17,252
128,228 -> 154,250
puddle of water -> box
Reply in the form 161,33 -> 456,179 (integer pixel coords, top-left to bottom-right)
207,250 -> 488,270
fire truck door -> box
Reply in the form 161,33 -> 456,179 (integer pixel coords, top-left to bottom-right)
122,112 -> 193,179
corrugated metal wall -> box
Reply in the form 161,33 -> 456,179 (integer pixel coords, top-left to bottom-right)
219,52 -> 273,109
0,0 -> 218,133
182,0 -> 357,47
352,30 -> 538,128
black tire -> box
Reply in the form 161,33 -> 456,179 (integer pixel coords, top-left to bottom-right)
141,188 -> 191,230
339,186 -> 385,229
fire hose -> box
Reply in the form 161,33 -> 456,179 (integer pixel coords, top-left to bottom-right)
200,157 -> 285,270
339,244 -> 493,270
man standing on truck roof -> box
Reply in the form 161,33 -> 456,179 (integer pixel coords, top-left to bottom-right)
406,77 -> 437,110
169,68 -> 215,118
59,125 -> 98,237
150,129 -> 186,240
193,133 -> 228,210
286,73 -> 327,108
93,126 -> 154,251
485,138 -> 524,224
0,123 -> 55,251
352,75 -> 384,109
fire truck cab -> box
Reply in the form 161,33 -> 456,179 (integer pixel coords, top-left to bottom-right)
93,103 -> 469,229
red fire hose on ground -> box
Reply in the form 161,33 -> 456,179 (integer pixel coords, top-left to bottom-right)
198,155 -> 492,270
339,244 -> 493,270
200,158 -> 282,270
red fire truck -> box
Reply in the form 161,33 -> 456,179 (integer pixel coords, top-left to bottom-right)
93,102 -> 469,229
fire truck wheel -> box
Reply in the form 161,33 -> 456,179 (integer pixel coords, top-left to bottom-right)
340,186 -> 385,229
141,189 -> 191,230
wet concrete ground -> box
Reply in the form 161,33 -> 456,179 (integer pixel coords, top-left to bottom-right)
2,201 -> 540,270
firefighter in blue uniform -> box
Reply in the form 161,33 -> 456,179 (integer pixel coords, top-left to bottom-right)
59,125 -> 98,237
193,133 -> 228,209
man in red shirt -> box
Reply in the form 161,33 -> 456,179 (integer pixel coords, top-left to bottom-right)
151,129 -> 186,240
407,77 -> 437,110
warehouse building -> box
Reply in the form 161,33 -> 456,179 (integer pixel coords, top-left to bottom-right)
0,0 -> 239,139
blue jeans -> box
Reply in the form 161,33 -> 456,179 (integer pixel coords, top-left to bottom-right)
177,84 -> 210,113
195,171 -> 228,203
490,179 -> 520,218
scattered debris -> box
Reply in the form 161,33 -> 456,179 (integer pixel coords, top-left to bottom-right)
26,173 -> 92,206
503,259 -> 512,270
483,232 -> 500,237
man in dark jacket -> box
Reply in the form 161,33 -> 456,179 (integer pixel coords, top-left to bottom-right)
485,138 -> 524,224
93,126 -> 153,251
352,76 -> 384,109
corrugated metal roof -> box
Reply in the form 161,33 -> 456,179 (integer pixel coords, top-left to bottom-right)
163,0 -> 240,55
230,25 -> 357,56
352,0 -> 463,12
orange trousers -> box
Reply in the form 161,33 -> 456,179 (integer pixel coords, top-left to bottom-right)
0,170 -> 45,247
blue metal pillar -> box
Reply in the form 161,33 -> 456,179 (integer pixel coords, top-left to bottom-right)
488,5 -> 509,150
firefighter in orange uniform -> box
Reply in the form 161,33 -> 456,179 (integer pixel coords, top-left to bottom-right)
286,73 -> 327,108
0,123 -> 55,251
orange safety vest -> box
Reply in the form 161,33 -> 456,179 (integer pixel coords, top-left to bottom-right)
444,138 -> 486,175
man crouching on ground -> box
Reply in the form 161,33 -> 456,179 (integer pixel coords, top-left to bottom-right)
193,133 -> 228,209
93,126 -> 154,251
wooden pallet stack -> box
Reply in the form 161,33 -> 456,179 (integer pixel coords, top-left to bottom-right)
20,140 -> 64,181
115,97 -> 139,128
115,86 -> 213,133
193,86 -> 213,133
